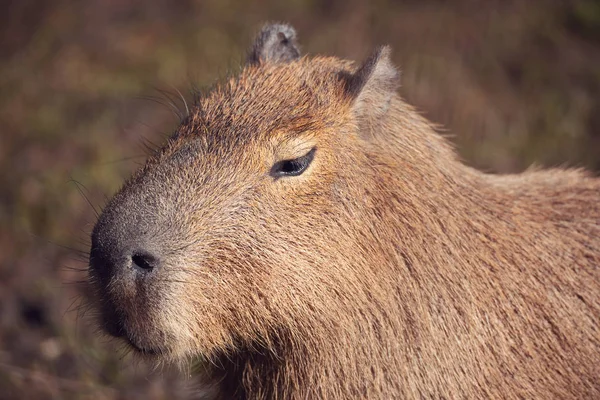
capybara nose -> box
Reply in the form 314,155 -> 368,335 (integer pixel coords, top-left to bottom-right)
89,239 -> 161,285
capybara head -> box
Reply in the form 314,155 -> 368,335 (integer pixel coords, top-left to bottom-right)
89,24 -> 400,361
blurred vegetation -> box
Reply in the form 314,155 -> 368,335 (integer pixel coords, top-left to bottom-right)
0,0 -> 598,398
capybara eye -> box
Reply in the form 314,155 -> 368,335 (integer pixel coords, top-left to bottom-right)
270,147 -> 316,178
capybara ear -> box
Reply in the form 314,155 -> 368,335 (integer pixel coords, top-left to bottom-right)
247,23 -> 301,65
342,46 -> 400,125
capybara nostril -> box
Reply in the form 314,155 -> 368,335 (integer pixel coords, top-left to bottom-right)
131,252 -> 158,273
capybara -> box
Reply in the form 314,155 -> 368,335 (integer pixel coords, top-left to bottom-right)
88,23 -> 600,399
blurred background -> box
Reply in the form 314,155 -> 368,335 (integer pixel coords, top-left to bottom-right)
1,0 -> 599,398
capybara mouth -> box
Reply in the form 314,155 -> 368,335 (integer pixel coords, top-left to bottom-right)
123,336 -> 161,356
112,326 -> 163,356
97,305 -> 163,356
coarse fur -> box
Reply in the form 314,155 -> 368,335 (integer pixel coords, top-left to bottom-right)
89,23 -> 600,399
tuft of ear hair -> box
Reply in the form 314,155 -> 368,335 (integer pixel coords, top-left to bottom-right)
341,46 -> 400,123
247,23 -> 301,65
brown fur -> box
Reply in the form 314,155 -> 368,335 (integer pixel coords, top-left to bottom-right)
89,24 -> 600,399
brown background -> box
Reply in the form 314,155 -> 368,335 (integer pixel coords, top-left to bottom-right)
1,0 -> 599,398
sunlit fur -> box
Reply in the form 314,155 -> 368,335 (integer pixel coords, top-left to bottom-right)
90,27 -> 600,399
